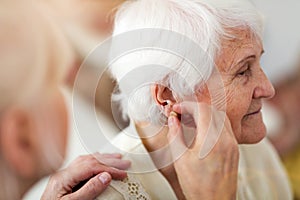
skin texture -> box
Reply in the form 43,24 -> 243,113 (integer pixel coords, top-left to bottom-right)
138,29 -> 275,200
168,103 -> 239,200
42,153 -> 130,200
212,29 -> 275,144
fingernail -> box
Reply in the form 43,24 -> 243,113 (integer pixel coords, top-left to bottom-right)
168,116 -> 175,126
99,172 -> 111,185
170,111 -> 178,117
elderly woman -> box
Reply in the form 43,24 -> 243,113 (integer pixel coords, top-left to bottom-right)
96,0 -> 293,199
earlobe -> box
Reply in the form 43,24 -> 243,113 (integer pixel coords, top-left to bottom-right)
0,107 -> 37,179
151,84 -> 177,117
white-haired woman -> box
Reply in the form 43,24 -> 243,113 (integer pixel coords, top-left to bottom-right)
97,0 -> 293,199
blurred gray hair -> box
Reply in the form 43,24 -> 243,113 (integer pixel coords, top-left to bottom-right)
109,0 -> 264,124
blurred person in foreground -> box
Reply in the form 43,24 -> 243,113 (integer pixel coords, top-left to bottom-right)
37,0 -> 127,130
263,62 -> 300,199
0,1 -> 129,199
93,0 -> 293,199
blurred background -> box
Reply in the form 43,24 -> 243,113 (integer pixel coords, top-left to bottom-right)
23,0 -> 300,199
252,0 -> 300,83
251,1 -> 300,199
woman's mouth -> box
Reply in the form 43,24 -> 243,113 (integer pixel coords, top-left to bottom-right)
244,107 -> 262,117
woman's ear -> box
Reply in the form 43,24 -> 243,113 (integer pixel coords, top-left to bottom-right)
151,84 -> 177,116
0,107 -> 38,179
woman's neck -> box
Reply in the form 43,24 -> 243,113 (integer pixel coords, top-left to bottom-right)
135,123 -> 186,200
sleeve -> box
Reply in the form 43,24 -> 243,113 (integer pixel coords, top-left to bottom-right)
95,185 -> 124,200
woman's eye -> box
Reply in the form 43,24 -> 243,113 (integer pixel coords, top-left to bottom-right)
237,63 -> 251,77
238,70 -> 248,76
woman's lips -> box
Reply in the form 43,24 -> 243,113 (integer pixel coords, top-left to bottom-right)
245,108 -> 262,117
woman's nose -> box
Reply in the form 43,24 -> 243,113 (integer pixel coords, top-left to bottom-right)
253,68 -> 275,99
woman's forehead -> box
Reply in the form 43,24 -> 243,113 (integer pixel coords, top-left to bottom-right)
216,29 -> 262,71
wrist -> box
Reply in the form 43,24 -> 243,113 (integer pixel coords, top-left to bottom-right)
41,172 -> 67,200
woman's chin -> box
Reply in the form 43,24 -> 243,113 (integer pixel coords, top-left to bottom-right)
237,125 -> 267,144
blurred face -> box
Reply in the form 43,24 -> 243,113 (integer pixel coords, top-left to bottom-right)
30,87 -> 69,175
204,29 -> 275,144
51,0 -> 125,36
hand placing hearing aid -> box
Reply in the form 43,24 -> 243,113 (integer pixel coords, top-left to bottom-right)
165,101 -> 179,118
169,111 -> 178,118
168,104 -> 196,128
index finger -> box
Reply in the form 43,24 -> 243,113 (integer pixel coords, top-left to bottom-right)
174,102 -> 231,153
173,101 -> 211,125
173,101 -> 212,131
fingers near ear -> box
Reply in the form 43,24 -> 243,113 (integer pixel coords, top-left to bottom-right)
173,101 -> 194,114
173,102 -> 200,123
69,172 -> 112,200
167,116 -> 187,158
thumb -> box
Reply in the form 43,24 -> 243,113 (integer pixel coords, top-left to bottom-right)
65,172 -> 112,200
167,115 -> 188,159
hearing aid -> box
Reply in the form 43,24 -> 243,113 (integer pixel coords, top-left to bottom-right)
169,111 -> 178,117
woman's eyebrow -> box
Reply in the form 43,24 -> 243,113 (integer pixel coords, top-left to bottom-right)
235,49 -> 264,67
236,55 -> 256,66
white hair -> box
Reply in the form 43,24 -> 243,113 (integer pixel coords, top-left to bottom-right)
109,0 -> 264,124
0,1 -> 73,111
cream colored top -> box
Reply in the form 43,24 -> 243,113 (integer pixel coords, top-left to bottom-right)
97,122 -> 293,200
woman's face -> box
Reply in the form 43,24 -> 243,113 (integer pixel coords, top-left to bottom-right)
204,29 -> 275,144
